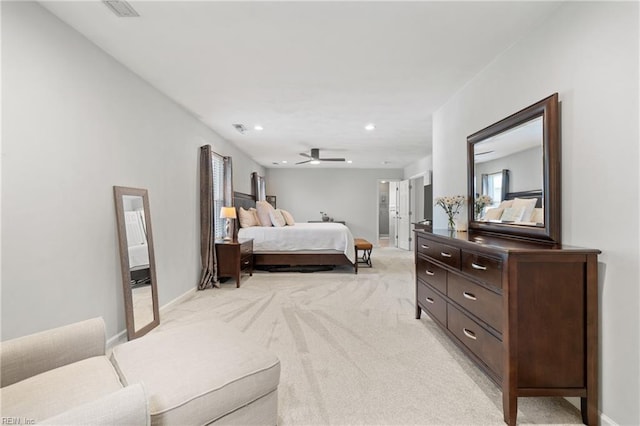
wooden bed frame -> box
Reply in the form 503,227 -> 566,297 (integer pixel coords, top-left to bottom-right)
233,192 -> 357,273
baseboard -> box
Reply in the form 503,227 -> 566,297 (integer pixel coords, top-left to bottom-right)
564,397 -> 618,426
600,412 -> 618,426
160,287 -> 196,316
107,287 -> 197,350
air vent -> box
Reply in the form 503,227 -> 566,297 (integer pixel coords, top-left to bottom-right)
232,124 -> 247,134
103,1 -> 140,17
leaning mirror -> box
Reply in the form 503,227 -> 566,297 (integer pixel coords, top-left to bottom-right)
467,93 -> 560,243
114,186 -> 160,339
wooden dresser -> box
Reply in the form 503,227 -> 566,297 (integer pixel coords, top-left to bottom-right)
414,229 -> 600,425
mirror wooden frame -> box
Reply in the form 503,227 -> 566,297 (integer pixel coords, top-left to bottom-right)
467,93 -> 560,244
114,186 -> 160,339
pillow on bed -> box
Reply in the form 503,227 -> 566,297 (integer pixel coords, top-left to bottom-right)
530,207 -> 544,224
483,207 -> 504,221
238,207 -> 258,228
512,197 -> 537,222
500,207 -> 525,222
279,209 -> 295,226
269,209 -> 287,227
498,200 -> 514,209
256,201 -> 274,227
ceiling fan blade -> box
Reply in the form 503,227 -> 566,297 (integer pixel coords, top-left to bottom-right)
299,152 -> 312,158
295,159 -> 312,165
320,158 -> 345,162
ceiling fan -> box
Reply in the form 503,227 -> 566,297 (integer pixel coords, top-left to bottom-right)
296,148 -> 345,165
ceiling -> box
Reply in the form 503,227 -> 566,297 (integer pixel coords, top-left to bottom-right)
41,1 -> 562,169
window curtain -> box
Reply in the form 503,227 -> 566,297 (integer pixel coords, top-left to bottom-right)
198,146 -> 233,290
251,172 -> 266,201
198,145 -> 217,290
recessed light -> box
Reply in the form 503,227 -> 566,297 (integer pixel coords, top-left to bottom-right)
365,123 -> 376,131
347,160 -> 353,164
282,160 -> 287,164
254,125 -> 263,131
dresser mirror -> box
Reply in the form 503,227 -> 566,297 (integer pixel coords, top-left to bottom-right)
467,93 -> 560,243
114,186 -> 160,339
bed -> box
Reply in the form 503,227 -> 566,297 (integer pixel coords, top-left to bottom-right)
125,210 -> 151,285
233,192 -> 357,273
480,189 -> 544,226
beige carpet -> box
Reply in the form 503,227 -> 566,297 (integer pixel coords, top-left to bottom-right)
160,247 -> 583,425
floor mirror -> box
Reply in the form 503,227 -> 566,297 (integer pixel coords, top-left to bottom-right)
114,186 -> 160,339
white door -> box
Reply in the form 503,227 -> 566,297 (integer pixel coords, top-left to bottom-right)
397,180 -> 411,250
388,182 -> 398,247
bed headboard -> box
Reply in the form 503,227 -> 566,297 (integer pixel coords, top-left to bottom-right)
504,190 -> 543,208
233,191 -> 256,210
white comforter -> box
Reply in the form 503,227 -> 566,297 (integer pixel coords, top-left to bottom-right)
238,223 -> 356,263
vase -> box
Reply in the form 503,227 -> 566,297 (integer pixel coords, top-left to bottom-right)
447,216 -> 456,231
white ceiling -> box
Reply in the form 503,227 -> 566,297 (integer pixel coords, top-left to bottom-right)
41,1 -> 562,169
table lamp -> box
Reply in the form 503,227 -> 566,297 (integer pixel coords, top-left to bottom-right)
220,207 -> 236,241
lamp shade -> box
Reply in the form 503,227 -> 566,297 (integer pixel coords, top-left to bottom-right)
220,207 -> 237,219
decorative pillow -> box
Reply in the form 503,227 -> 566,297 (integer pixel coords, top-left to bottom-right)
238,207 -> 258,228
269,209 -> 287,227
530,207 -> 544,224
500,207 -> 525,222
512,197 -> 538,222
255,201 -> 274,227
483,207 -> 504,221
498,200 -> 514,209
279,209 -> 295,226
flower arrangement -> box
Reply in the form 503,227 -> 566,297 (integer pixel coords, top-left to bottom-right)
474,194 -> 493,220
435,195 -> 466,230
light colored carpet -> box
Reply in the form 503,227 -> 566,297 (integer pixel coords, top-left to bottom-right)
160,247 -> 583,425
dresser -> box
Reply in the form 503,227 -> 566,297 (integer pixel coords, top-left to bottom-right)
414,229 -> 599,425
215,239 -> 253,287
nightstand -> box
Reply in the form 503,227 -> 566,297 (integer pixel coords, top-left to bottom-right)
215,239 -> 253,287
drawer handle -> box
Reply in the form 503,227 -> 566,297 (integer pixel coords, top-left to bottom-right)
243,261 -> 250,265
463,291 -> 477,301
425,270 -> 435,276
421,244 -> 430,249
425,297 -> 435,304
463,328 -> 477,340
440,252 -> 452,258
471,262 -> 487,271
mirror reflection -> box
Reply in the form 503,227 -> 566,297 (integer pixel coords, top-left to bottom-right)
473,116 -> 544,226
122,195 -> 155,332
114,186 -> 159,340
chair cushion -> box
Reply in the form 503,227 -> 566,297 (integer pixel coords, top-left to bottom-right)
110,319 -> 281,425
354,238 -> 373,250
0,356 -> 123,423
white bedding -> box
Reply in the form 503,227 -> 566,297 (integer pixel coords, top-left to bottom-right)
237,223 -> 356,263
128,243 -> 150,269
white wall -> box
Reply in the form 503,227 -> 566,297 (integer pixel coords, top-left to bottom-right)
1,2 -> 264,341
432,2 -> 639,424
265,168 -> 403,243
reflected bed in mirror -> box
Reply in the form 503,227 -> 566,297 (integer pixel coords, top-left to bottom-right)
114,186 -> 160,340
468,93 -> 560,243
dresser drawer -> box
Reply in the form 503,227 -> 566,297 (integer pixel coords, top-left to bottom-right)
447,274 -> 502,333
416,257 -> 447,294
416,235 -> 461,269
448,305 -> 503,379
417,282 -> 447,326
461,251 -> 502,289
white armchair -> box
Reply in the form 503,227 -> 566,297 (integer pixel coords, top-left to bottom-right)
0,318 -> 149,425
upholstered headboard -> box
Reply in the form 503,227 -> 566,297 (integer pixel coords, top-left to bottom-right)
504,190 -> 543,208
233,191 -> 256,211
